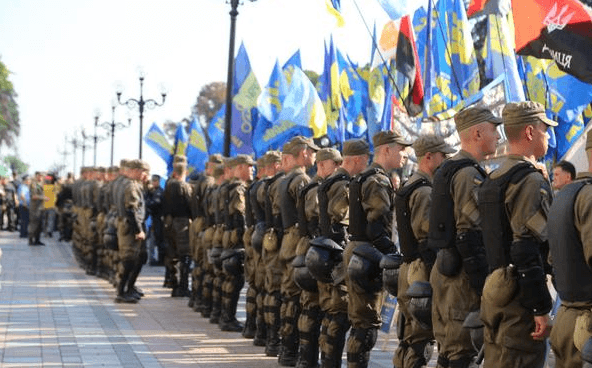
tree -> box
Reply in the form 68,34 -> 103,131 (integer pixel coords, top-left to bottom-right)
0,57 -> 20,149
3,155 -> 28,175
192,82 -> 226,127
303,70 -> 320,87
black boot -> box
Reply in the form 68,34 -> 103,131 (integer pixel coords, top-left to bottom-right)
173,256 -> 191,297
220,275 -> 245,332
114,261 -> 137,304
265,292 -> 282,357
242,312 -> 257,338
296,306 -> 322,368
320,313 -> 349,368
163,267 -> 174,288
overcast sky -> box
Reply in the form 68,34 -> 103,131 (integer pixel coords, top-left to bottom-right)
0,0 -> 391,176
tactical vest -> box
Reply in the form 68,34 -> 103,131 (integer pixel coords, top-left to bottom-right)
244,181 -> 256,228
190,175 -> 205,219
297,181 -> 320,237
279,171 -> 301,230
250,179 -> 266,224
548,179 -> 592,302
265,172 -> 285,231
223,181 -> 241,229
478,162 -> 538,271
214,184 -> 226,226
428,158 -> 486,250
318,172 -> 350,241
349,167 -> 390,241
203,185 -> 216,227
395,177 -> 431,262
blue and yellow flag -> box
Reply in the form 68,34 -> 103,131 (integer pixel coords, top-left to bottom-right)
253,60 -> 289,156
366,63 -> 389,149
207,104 -> 225,155
230,42 -> 261,156
336,49 -> 368,139
421,0 -> 480,116
518,55 -> 592,160
186,116 -> 209,174
144,122 -> 173,166
173,123 -> 188,157
283,50 -> 302,86
318,37 -> 343,145
326,0 -> 345,27
482,13 -> 525,102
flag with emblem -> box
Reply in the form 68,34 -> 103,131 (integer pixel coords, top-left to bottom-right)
144,122 -> 173,166
326,0 -> 345,27
513,0 -> 592,84
207,104 -> 225,155
186,116 -> 209,173
336,49 -> 368,139
395,15 -> 424,116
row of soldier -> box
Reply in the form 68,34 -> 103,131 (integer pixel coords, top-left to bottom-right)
63,100 -> 592,368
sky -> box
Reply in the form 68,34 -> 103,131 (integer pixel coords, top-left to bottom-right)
0,0 -> 391,177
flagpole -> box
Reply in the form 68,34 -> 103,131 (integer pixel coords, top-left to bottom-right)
223,0 -> 239,158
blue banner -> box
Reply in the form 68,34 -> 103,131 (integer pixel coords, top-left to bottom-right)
144,122 -> 173,166
186,116 -> 209,174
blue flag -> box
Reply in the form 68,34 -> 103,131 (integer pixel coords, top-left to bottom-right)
367,63 -> 390,149
483,14 -> 525,102
260,67 -> 326,149
253,60 -> 289,156
207,104 -> 225,155
230,42 -> 261,156
336,49 -> 368,139
283,50 -> 302,85
186,117 -> 209,174
319,37 -> 343,145
376,0 -> 426,20
144,122 -> 173,166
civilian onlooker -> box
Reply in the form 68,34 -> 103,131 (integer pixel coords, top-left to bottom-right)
552,159 -> 576,191
18,175 -> 31,239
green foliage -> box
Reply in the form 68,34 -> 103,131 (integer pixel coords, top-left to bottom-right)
3,155 -> 28,175
192,82 -> 226,127
303,70 -> 320,87
0,57 -> 20,148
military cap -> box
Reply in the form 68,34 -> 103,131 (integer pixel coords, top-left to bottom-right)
502,101 -> 557,127
343,139 -> 370,156
263,151 -> 282,165
97,167 -> 107,173
454,106 -> 502,132
173,154 -> 187,164
129,159 -> 150,172
412,134 -> 456,157
108,166 -> 119,173
586,130 -> 592,151
316,148 -> 343,163
256,156 -> 267,167
282,135 -> 320,155
229,154 -> 256,167
35,171 -> 46,176
209,154 -> 223,164
119,159 -> 131,168
372,130 -> 412,148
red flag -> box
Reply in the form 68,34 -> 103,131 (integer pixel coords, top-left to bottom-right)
395,15 -> 424,116
513,0 -> 592,84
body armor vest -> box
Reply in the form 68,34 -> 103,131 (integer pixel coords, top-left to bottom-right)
478,162 -> 538,271
279,171 -> 301,230
204,185 -> 215,227
428,158 -> 486,250
214,183 -> 227,226
395,178 -> 431,262
244,181 -> 256,228
223,181 -> 241,229
348,167 -> 384,241
297,181 -> 320,237
190,175 -> 205,219
318,172 -> 350,242
265,173 -> 285,230
548,179 -> 592,302
250,179 -> 266,224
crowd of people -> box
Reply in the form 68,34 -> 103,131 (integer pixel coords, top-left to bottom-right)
7,100 -> 592,368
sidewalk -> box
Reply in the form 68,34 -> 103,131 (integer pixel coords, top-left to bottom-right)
0,231 -> 402,368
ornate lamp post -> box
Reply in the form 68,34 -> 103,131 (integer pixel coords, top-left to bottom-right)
116,71 -> 166,159
100,104 -> 131,166
80,129 -> 93,168
223,0 -> 256,157
90,111 -> 108,166
68,134 -> 80,175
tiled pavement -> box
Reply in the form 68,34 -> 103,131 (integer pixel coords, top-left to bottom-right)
0,231 -> 406,368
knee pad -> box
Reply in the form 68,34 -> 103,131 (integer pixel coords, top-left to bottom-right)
347,328 -> 377,353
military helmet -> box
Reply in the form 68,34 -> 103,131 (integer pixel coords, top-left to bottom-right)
347,242 -> 383,293
292,255 -> 318,292
221,249 -> 244,275
305,236 -> 343,283
463,310 -> 484,352
406,281 -> 433,330
380,253 -> 403,296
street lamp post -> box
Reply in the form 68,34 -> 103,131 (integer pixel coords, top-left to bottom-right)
91,113 -> 108,166
223,0 -> 256,157
68,135 -> 79,175
116,73 -> 166,159
80,130 -> 92,168
100,105 -> 131,166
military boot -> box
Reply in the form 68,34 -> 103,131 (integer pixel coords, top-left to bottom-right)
242,312 -> 257,338
253,313 -> 267,346
265,321 -> 281,357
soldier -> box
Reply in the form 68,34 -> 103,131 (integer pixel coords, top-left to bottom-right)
252,151 -> 282,347
344,131 -> 410,367
163,162 -> 193,297
87,167 -> 105,275
220,154 -> 255,332
115,159 -> 149,303
548,130 -> 592,368
479,102 -> 555,368
262,149 -> 287,357
427,107 -> 501,368
309,139 -> 369,368
392,135 -> 454,368
3,174 -> 18,231
96,166 -> 118,279
200,163 -> 226,319
145,174 -> 164,266
278,136 -> 318,366
293,147 -> 342,368
242,155 -> 266,339
28,171 -> 47,246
